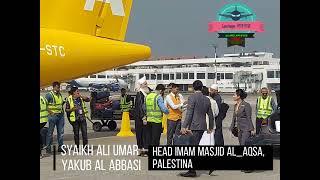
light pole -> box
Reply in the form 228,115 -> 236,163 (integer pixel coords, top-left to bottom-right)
210,44 -> 218,84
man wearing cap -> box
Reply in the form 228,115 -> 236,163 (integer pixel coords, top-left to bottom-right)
134,76 -> 152,156
65,86 -> 90,149
256,87 -> 277,134
209,84 -> 224,145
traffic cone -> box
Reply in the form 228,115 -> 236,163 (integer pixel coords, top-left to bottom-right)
162,114 -> 168,134
117,112 -> 135,137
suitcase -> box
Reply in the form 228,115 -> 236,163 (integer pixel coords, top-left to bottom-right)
96,91 -> 110,100
94,101 -> 113,110
91,91 -> 110,100
172,133 -> 196,145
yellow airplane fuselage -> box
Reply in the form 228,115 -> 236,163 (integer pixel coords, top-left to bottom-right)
40,28 -> 151,87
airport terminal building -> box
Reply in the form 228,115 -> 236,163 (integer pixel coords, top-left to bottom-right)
99,52 -> 280,93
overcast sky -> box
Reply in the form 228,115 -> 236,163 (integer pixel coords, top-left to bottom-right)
125,0 -> 280,58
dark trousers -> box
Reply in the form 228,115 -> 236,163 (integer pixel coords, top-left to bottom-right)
167,119 -> 181,145
71,119 -> 88,147
40,122 -> 47,154
256,118 -> 265,134
135,119 -> 148,150
189,130 -> 205,173
146,122 -> 163,146
238,130 -> 251,145
214,116 -> 224,145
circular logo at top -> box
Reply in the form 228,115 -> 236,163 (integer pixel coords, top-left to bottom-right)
217,3 -> 256,22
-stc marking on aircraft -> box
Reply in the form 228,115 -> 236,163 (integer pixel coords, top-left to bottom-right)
40,45 -> 65,57
40,0 -> 151,87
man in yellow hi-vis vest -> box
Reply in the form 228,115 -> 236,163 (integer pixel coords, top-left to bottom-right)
120,88 -> 132,112
65,86 -> 90,149
146,84 -> 169,149
256,87 -> 277,134
45,82 -> 65,153
40,96 -> 48,158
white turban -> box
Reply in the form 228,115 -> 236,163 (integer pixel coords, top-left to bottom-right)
210,84 -> 218,90
138,76 -> 146,85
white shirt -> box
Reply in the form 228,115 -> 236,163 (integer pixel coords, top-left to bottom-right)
206,96 -> 219,129
165,92 -> 185,110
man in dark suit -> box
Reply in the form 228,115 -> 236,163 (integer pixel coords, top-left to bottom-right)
179,80 -> 214,177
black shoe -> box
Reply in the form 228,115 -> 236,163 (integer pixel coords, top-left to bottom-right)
179,171 -> 196,177
209,169 -> 215,175
58,148 -> 64,153
141,151 -> 148,157
46,149 -> 52,154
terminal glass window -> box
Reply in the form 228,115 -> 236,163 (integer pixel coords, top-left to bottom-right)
176,73 -> 181,79
220,73 -> 225,79
197,73 -> 205,79
225,73 -> 233,79
157,74 -> 162,80
183,73 -> 188,79
163,74 -> 169,80
170,74 -> 174,80
145,74 -> 150,80
139,74 -> 144,79
98,75 -> 106,78
267,71 -> 275,78
189,73 -> 194,79
276,71 -> 280,78
208,73 -> 215,79
151,74 -> 156,80
90,75 -> 96,78
217,73 -> 221,81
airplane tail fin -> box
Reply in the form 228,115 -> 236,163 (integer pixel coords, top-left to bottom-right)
41,0 -> 133,41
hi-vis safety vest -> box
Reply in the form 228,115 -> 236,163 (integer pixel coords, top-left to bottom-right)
146,93 -> 163,123
47,91 -> 63,114
167,94 -> 182,121
40,96 -> 49,123
120,95 -> 132,112
67,96 -> 89,122
257,96 -> 273,119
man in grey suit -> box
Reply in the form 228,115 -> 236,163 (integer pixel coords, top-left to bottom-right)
179,80 -> 214,177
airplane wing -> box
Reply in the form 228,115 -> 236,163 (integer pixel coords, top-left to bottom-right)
240,14 -> 253,18
219,13 -> 233,19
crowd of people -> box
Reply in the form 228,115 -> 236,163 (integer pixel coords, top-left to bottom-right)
40,82 -> 90,158
132,77 -> 277,176
40,78 -> 277,176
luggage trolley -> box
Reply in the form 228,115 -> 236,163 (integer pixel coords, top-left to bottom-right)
89,90 -> 118,132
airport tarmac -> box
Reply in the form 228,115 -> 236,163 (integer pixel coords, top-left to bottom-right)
40,91 -> 279,180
